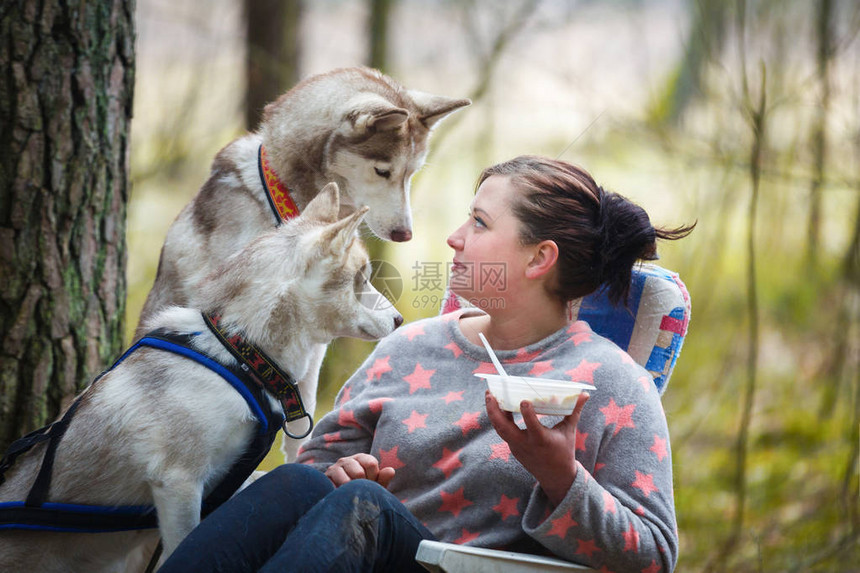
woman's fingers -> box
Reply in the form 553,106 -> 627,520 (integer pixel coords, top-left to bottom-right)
353,453 -> 380,481
485,391 -> 519,441
377,467 -> 396,488
519,400 -> 547,436
325,453 -> 388,487
555,392 -> 590,432
324,464 -> 351,487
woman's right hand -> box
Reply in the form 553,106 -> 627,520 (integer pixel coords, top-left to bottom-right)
325,453 -> 396,488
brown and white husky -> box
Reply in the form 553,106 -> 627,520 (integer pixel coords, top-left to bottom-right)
137,67 -> 468,457
0,184 -> 402,572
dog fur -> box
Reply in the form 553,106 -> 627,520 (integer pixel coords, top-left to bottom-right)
0,185 -> 402,572
137,67 -> 468,458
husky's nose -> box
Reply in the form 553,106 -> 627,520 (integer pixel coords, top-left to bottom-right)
390,228 -> 412,242
394,314 -> 404,329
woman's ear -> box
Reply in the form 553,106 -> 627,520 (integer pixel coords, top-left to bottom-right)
525,240 -> 559,279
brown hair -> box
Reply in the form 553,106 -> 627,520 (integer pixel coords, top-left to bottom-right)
477,155 -> 694,306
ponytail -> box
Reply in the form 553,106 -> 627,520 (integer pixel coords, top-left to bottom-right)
594,188 -> 694,305
479,155 -> 694,306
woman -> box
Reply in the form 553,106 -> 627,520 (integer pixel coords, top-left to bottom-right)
159,155 -> 693,573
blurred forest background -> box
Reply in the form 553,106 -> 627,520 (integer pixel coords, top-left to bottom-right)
124,0 -> 860,571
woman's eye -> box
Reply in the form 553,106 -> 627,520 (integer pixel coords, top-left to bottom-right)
472,215 -> 486,228
374,167 -> 391,179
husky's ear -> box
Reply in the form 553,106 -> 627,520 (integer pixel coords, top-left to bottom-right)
323,206 -> 369,255
302,182 -> 340,223
347,94 -> 409,135
407,91 -> 471,129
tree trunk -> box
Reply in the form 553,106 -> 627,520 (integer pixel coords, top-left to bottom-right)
244,0 -> 303,131
652,0 -> 727,125
805,0 -> 835,267
368,0 -> 392,72
0,0 -> 134,451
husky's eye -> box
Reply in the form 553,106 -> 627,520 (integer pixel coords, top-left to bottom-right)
374,167 -> 391,179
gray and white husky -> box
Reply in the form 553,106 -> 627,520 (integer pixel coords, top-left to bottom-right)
137,67 -> 468,456
0,184 -> 402,572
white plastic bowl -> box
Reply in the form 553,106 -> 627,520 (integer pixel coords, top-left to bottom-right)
476,373 -> 596,415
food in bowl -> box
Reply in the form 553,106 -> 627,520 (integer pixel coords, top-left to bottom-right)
476,373 -> 596,415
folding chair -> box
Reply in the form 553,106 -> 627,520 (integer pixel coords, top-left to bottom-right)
416,263 -> 690,572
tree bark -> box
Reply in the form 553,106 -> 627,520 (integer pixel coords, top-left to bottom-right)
0,0 -> 134,451
662,0 -> 727,124
368,0 -> 392,72
244,0 -> 303,131
805,0 -> 835,266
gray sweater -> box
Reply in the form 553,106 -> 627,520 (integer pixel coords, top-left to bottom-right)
297,310 -> 678,572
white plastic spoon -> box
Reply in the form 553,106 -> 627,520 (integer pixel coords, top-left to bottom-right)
478,332 -> 511,407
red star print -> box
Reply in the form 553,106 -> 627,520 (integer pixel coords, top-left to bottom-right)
443,390 -> 464,404
571,330 -> 592,346
642,559 -> 661,573
602,490 -> 617,514
444,341 -> 463,358
595,462 -> 606,473
488,441 -> 511,462
632,471 -> 659,497
513,347 -> 542,362
402,323 -> 426,341
432,447 -> 463,478
575,538 -> 600,558
575,431 -> 589,452
565,359 -> 601,384
454,411 -> 482,436
378,446 -> 405,470
568,321 -> 590,335
547,510 -> 578,539
403,363 -> 435,393
454,528 -> 480,544
337,409 -> 361,429
338,386 -> 352,405
323,431 -> 342,444
492,494 -> 520,520
402,410 -> 428,433
600,398 -> 636,436
473,362 -> 497,375
438,487 -> 473,517
650,435 -> 668,461
623,523 -> 640,552
441,310 -> 459,322
368,397 -> 393,414
635,505 -> 646,516
639,375 -> 652,391
366,356 -> 392,381
529,360 -> 554,377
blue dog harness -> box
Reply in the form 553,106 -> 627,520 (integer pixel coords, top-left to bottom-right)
0,318 -> 306,533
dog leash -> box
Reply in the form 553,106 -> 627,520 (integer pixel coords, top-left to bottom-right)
258,144 -> 300,224
202,311 -> 314,439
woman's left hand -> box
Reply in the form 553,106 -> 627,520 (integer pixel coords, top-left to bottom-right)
485,390 -> 589,507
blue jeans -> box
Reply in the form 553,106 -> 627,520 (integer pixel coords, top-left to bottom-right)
158,464 -> 436,572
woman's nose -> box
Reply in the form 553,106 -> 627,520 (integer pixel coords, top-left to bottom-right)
447,225 -> 465,250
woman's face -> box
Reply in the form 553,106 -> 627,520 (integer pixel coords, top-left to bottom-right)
446,175 -> 533,307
